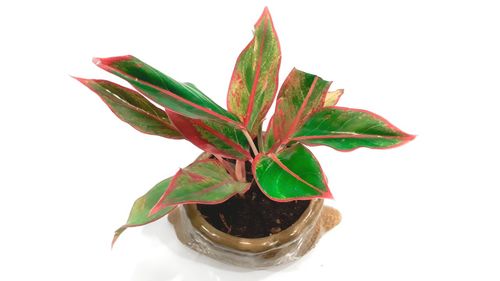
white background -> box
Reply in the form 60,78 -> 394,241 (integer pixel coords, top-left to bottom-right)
1,0 -> 499,280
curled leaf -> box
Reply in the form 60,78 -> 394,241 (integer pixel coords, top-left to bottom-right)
323,89 -> 344,107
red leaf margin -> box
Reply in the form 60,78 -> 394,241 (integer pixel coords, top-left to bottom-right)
252,148 -> 333,202
73,77 -> 183,139
166,110 -> 252,160
292,106 -> 416,152
226,7 -> 282,134
149,159 -> 251,216
93,56 -> 245,130
266,73 -> 332,152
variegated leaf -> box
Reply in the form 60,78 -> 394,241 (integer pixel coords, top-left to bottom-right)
253,143 -> 332,201
323,89 -> 344,107
166,110 -> 251,160
112,177 -> 175,247
94,55 -> 243,128
75,78 -> 182,139
293,107 -> 415,151
227,7 -> 281,137
264,68 -> 331,152
150,159 -> 251,215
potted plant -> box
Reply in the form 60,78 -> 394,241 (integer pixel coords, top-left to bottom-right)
75,7 -> 414,268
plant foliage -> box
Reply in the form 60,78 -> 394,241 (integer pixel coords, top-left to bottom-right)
75,8 -> 414,246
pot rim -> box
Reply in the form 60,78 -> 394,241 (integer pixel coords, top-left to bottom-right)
184,199 -> 323,253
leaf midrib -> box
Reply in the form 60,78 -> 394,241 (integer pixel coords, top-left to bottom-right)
268,153 -> 325,194
96,60 -> 244,129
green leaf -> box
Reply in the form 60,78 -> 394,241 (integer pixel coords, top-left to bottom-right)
227,7 -> 281,137
166,110 -> 251,160
75,78 -> 182,139
150,159 -> 251,216
323,89 -> 344,107
93,55 -> 243,128
253,143 -> 332,201
264,68 -> 331,152
112,177 -> 176,247
293,107 -> 415,151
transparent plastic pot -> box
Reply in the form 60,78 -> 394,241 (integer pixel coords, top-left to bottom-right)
168,199 -> 341,268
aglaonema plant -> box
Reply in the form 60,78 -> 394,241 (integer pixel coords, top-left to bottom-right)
75,7 -> 414,247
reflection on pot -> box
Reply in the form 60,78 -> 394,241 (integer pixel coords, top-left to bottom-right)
168,199 -> 341,268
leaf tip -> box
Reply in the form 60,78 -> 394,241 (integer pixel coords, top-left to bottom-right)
71,75 -> 88,85
93,55 -> 135,67
111,236 -> 118,250
324,189 -> 334,200
92,57 -> 102,66
405,133 -> 417,142
111,227 -> 126,249
396,128 -> 416,144
256,6 -> 273,26
337,89 -> 345,97
263,6 -> 271,15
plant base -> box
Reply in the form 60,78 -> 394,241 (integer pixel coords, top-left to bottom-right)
197,182 -> 310,238
168,200 -> 341,268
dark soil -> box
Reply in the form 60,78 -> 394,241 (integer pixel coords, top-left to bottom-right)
197,161 -> 310,238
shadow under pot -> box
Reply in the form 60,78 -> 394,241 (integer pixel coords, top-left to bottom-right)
168,198 -> 341,268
